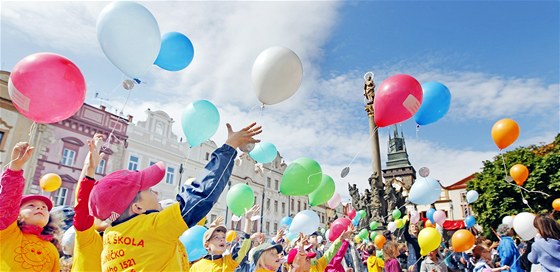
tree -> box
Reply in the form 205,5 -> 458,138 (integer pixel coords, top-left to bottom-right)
467,134 -> 560,238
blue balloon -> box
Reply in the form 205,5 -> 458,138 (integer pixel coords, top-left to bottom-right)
464,216 -> 476,228
414,82 -> 451,126
181,100 -> 220,147
426,208 -> 436,223
352,217 -> 360,226
179,225 -> 208,262
286,232 -> 298,244
155,32 -> 194,71
408,177 -> 442,205
279,216 -> 293,228
249,142 -> 278,163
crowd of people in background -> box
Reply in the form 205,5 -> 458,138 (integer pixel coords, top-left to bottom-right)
1,124 -> 559,272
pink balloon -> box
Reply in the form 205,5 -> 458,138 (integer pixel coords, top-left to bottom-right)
347,208 -> 356,220
410,210 -> 420,224
433,210 -> 447,226
8,53 -> 86,124
327,193 -> 342,209
373,74 -> 423,127
328,218 -> 351,242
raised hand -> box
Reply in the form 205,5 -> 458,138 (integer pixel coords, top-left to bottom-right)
210,215 -> 225,227
244,205 -> 261,220
341,224 -> 355,240
225,122 -> 262,149
84,134 -> 105,177
9,142 -> 34,171
274,228 -> 286,243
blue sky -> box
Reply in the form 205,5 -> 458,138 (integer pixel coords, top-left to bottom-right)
1,1 -> 558,198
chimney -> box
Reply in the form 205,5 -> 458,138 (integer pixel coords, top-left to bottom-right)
127,115 -> 133,123
100,105 -> 106,111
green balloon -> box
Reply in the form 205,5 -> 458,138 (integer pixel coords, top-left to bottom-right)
280,157 -> 322,196
358,210 -> 367,218
370,231 -> 377,240
226,183 -> 255,216
369,221 -> 379,230
309,174 -> 335,206
359,228 -> 369,239
392,209 -> 402,220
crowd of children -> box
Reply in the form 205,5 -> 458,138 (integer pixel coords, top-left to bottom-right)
1,122 -> 559,272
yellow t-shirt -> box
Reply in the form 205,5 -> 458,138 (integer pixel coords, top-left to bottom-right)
310,256 -> 327,272
0,221 -> 60,272
72,225 -> 103,272
367,255 -> 385,272
177,239 -> 190,271
189,254 -> 239,272
101,203 -> 188,272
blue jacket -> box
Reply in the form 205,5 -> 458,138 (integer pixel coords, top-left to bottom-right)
497,236 -> 521,272
177,144 -> 236,226
527,237 -> 560,272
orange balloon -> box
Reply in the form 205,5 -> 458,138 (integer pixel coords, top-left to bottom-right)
491,118 -> 520,150
451,229 -> 475,252
425,221 -> 434,228
553,198 -> 560,211
40,173 -> 62,192
374,234 -> 386,249
510,164 -> 529,186
226,230 -> 237,242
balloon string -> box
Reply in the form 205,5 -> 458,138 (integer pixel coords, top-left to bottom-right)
102,88 -> 132,151
2,122 -> 37,172
346,126 -> 378,168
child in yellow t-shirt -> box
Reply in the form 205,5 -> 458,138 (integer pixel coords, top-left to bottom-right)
89,122 -> 261,272
366,244 -> 384,272
190,205 -> 259,272
0,142 -> 60,272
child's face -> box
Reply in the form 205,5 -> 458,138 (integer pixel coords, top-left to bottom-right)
136,188 -> 161,212
261,248 -> 281,270
206,231 -> 227,254
20,200 -> 50,227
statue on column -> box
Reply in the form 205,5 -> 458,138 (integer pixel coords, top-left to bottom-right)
363,72 -> 375,104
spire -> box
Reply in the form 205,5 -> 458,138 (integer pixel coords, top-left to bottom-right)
393,125 -> 399,138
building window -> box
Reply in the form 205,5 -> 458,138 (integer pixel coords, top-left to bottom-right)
282,203 -> 286,214
0,130 -> 7,150
61,148 -> 76,166
252,222 -> 258,233
266,198 -> 271,210
266,222 -> 270,234
267,177 -> 271,188
274,200 -> 278,212
274,223 -> 278,233
205,152 -> 210,161
128,155 -> 139,170
155,122 -> 164,135
166,167 -> 175,185
254,196 -> 257,205
298,201 -> 301,211
53,187 -> 68,206
210,214 -> 217,224
149,161 -> 156,166
291,199 -> 294,211
274,179 -> 279,190
304,203 -> 307,210
96,159 -> 106,174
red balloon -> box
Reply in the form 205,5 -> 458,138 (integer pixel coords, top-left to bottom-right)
374,74 -> 423,127
347,208 -> 356,220
328,218 -> 351,242
9,53 -> 86,124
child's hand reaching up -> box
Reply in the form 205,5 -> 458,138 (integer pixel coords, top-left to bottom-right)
225,122 -> 262,149
9,142 -> 34,171
84,134 -> 105,177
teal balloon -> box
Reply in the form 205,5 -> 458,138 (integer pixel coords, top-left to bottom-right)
369,221 -> 379,230
155,32 -> 194,71
286,232 -> 298,242
280,157 -> 322,196
426,208 -> 436,223
309,174 -> 335,206
414,82 -> 451,126
226,184 -> 255,216
179,226 -> 208,262
392,209 -> 402,220
369,231 -> 377,240
181,100 -> 220,147
249,142 -> 278,163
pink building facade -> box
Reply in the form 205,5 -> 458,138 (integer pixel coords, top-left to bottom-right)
27,104 -> 129,207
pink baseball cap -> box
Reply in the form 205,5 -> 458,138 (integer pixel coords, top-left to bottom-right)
89,162 -> 165,221
287,248 -> 317,264
20,195 -> 53,211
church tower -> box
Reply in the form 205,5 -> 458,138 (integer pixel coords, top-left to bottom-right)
382,125 -> 416,191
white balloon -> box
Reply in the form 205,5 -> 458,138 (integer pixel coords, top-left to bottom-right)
410,210 -> 420,224
513,212 -> 537,241
97,1 -> 161,78
466,190 -> 479,204
61,226 -> 76,256
289,210 -> 320,235
252,47 -> 303,105
433,210 -> 447,226
502,215 -> 514,228
387,222 -> 397,233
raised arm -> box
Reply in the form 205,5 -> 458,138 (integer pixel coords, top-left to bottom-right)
74,136 -> 104,231
177,123 -> 262,226
0,142 -> 34,230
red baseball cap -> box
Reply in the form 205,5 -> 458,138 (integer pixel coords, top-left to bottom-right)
20,195 -> 53,211
89,162 -> 165,221
287,248 -> 317,264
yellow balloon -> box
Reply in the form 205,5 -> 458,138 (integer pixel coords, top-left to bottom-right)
354,235 -> 362,244
396,219 -> 404,229
418,227 -> 441,256
226,230 -> 237,242
403,215 -> 409,222
40,173 -> 62,192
